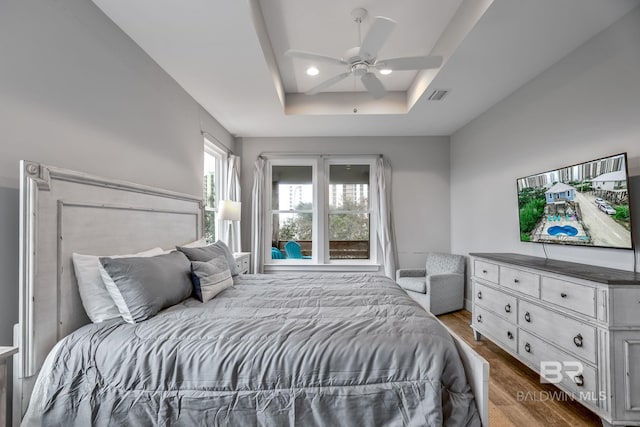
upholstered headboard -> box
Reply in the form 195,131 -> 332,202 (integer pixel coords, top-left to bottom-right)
14,161 -> 203,421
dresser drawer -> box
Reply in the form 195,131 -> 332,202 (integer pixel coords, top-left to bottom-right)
518,329 -> 599,406
541,276 -> 596,318
473,305 -> 517,352
519,300 -> 596,364
474,260 -> 499,283
233,253 -> 251,274
499,266 -> 540,298
474,282 -> 517,323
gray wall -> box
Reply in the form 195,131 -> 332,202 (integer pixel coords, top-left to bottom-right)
450,7 -> 640,304
237,136 -> 452,268
0,0 -> 234,346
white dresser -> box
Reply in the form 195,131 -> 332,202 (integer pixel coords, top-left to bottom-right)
471,253 -> 640,426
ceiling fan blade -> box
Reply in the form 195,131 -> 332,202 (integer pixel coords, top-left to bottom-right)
359,17 -> 396,60
305,72 -> 351,95
375,55 -> 443,71
285,49 -> 346,66
361,73 -> 386,99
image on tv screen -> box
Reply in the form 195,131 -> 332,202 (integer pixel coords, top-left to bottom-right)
517,153 -> 632,249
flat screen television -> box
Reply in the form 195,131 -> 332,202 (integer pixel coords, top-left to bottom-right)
517,152 -> 634,249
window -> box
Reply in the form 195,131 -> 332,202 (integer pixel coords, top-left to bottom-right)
203,139 -> 227,242
328,163 -> 370,260
271,164 -> 315,257
266,157 -> 377,266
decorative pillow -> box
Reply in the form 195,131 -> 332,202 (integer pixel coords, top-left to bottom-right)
100,251 -> 193,324
72,247 -> 164,323
176,240 -> 240,276
180,237 -> 208,248
190,255 -> 234,302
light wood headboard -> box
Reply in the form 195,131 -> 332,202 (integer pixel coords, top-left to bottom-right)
14,161 -> 203,421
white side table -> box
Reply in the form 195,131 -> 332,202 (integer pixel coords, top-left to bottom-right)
233,252 -> 251,274
0,347 -> 18,427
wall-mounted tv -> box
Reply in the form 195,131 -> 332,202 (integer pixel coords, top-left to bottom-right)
517,153 -> 633,249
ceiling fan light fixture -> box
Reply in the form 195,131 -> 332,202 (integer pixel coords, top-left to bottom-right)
288,9 -> 442,99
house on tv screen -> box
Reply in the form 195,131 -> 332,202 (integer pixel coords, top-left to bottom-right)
544,182 -> 576,204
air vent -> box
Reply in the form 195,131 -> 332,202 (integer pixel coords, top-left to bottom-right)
427,89 -> 450,101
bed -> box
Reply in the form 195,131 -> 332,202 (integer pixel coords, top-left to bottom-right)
14,161 -> 488,426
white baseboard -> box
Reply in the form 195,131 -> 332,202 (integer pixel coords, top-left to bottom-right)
464,298 -> 472,312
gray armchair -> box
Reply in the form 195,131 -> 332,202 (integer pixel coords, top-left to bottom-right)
396,252 -> 465,315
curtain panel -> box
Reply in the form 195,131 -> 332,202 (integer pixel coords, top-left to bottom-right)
225,154 -> 242,252
250,158 -> 265,273
375,157 -> 397,278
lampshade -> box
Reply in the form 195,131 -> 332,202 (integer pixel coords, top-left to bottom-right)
218,200 -> 241,221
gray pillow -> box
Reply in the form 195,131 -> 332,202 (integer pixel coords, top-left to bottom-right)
176,240 -> 240,276
191,255 -> 234,302
100,251 -> 192,323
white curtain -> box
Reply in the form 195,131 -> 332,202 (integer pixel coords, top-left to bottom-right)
250,157 -> 265,273
375,157 -> 397,278
225,154 -> 242,252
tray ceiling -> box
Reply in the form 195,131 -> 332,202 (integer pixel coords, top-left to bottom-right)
91,0 -> 639,136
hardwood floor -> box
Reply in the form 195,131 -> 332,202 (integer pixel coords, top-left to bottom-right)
438,310 -> 602,427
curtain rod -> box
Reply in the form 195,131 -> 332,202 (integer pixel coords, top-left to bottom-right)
201,131 -> 234,156
258,153 -> 383,159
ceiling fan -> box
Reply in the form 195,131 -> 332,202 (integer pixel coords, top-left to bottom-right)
285,8 -> 443,99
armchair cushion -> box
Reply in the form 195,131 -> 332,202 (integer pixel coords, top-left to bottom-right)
426,252 -> 465,275
396,268 -> 427,293
396,268 -> 426,279
396,277 -> 427,294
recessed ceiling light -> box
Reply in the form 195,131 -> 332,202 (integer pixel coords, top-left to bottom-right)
306,66 -> 319,76
379,69 -> 392,75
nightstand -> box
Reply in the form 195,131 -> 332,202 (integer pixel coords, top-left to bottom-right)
0,346 -> 17,427
233,252 -> 251,274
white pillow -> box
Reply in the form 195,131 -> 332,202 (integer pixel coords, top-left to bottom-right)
72,247 -> 164,323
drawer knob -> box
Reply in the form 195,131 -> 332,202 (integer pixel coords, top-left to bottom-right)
560,292 -> 567,298
505,304 -> 512,313
507,331 -> 514,340
513,278 -> 520,283
524,343 -> 531,353
524,312 -> 531,322
477,291 -> 483,300
574,374 -> 584,387
482,269 -> 487,274
476,315 -> 482,323
573,334 -> 583,348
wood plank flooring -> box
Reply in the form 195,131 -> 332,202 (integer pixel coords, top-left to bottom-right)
438,310 -> 602,427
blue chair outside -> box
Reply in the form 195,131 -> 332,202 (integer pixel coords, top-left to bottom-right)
284,241 -> 311,259
271,247 -> 285,259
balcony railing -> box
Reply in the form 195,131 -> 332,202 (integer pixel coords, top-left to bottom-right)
274,240 -> 370,259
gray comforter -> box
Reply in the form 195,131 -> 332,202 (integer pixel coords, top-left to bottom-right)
24,273 -> 480,426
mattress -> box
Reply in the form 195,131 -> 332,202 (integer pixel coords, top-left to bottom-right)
23,273 -> 480,426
